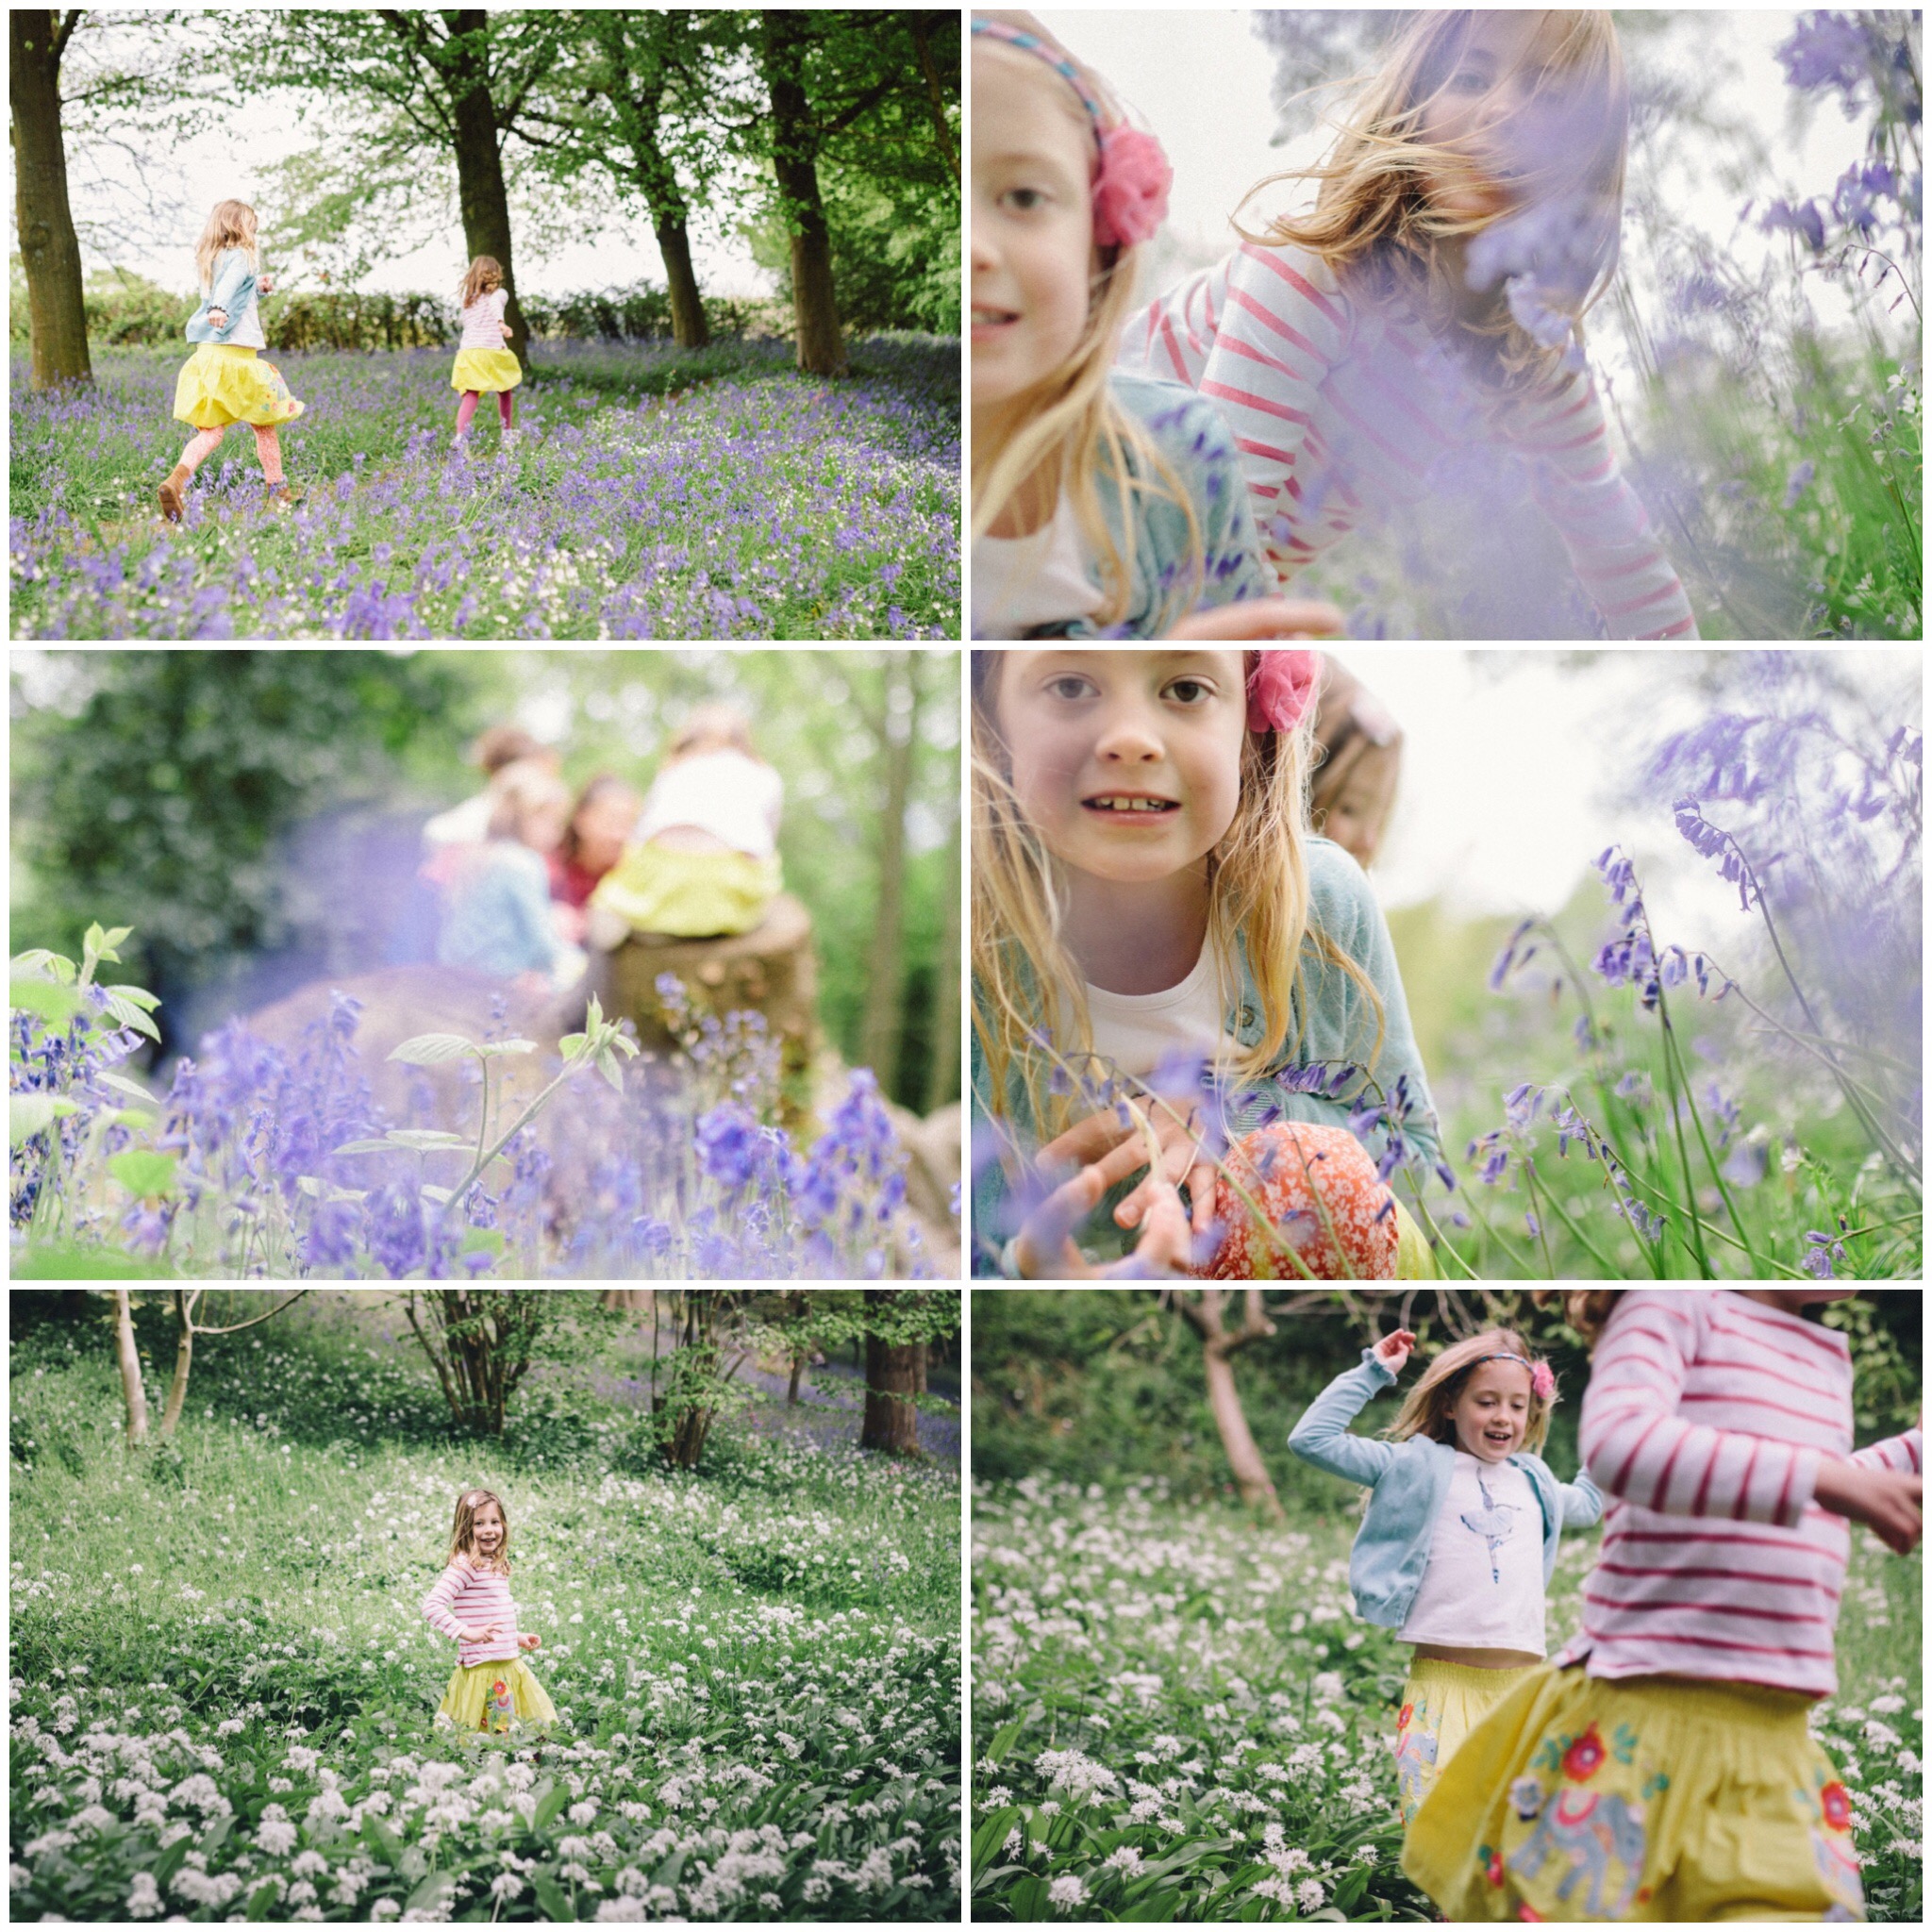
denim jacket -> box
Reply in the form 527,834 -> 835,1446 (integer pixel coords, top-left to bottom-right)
185,249 -> 260,345
1288,1349 -> 1604,1628
977,370 -> 1274,639
970,836 -> 1443,1274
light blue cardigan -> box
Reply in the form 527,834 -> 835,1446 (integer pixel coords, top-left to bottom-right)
185,248 -> 261,345
1288,1348 -> 1603,1628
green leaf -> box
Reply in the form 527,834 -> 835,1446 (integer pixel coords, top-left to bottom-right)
406,1871 -> 455,1916
532,1779 -> 568,1831
246,1878 -> 283,1921
95,1070 -> 158,1104
388,1033 -> 479,1065
420,1184 -> 455,1206
154,1837 -> 192,1892
532,1871 -> 574,1921
476,1038 -> 539,1057
101,994 -> 162,1041
988,1718 -> 1024,1764
558,1032 -> 589,1061
596,1051 -> 625,1094
971,1807 -> 1020,1884
460,1228 -> 506,1258
109,1150 -> 179,1198
11,1241 -> 169,1278
295,1175 -> 367,1205
1120,1892 -> 1186,1922
105,1107 -> 157,1130
362,1814 -> 407,1869
10,978 -> 86,1028
1008,1874 -> 1047,1921
383,1129 -> 472,1151
10,949 -> 75,985
10,1093 -> 78,1145
331,1138 -> 405,1156
585,991 -> 605,1030
104,982 -> 161,1010
200,1813 -> 232,1857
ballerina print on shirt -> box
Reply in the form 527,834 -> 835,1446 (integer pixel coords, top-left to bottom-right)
1460,1469 -> 1520,1585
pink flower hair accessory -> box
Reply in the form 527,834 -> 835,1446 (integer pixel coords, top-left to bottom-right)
1093,126 -> 1172,249
1531,1361 -> 1557,1401
1245,649 -> 1319,735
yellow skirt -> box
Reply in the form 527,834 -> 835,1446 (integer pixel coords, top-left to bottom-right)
451,347 -> 523,393
436,1656 -> 557,1734
174,344 -> 305,428
1403,1663 -> 1866,1922
591,844 -> 780,940
1395,1657 -> 1540,1826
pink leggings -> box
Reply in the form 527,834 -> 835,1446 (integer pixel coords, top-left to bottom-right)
456,391 -> 514,436
180,423 -> 282,483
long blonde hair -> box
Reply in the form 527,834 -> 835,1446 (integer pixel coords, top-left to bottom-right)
446,1486 -> 512,1575
459,256 -> 506,309
1388,1328 -> 1556,1454
1237,9 -> 1628,397
195,200 -> 259,295
971,14 -> 1204,635
970,649 -> 1385,1144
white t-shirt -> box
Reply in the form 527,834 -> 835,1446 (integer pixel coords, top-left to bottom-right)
1085,944 -> 1235,1081
637,750 -> 783,860
459,286 -> 510,351
972,494 -> 1104,639
1398,1451 -> 1547,1655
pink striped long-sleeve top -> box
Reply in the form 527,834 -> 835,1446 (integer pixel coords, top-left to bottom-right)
422,1557 -> 522,1668
1121,243 -> 1699,640
1554,1290 -> 1922,1696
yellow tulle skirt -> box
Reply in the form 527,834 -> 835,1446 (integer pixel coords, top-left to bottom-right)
451,347 -> 523,393
591,844 -> 781,940
1394,1657 -> 1541,1825
436,1656 -> 557,1734
1403,1663 -> 1866,1921
173,344 -> 305,428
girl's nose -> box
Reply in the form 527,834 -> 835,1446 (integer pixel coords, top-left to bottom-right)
1094,708 -> 1164,763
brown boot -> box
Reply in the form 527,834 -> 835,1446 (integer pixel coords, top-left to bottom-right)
158,463 -> 192,522
264,481 -> 301,512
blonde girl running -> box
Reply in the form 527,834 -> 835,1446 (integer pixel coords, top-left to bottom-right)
421,1487 -> 557,1734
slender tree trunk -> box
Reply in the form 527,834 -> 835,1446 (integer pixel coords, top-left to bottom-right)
441,9 -> 530,369
924,798 -> 961,1113
9,10 -> 92,390
908,10 -> 960,186
860,652 -> 916,1091
112,1290 -> 148,1448
159,1290 -> 196,1441
656,215 -> 709,348
1174,1289 -> 1285,1520
859,1289 -> 920,1454
760,9 -> 846,376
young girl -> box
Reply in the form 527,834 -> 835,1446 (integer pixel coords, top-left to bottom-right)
1119,11 -> 1699,641
452,256 -> 521,447
436,763 -> 587,991
970,645 -> 1443,1279
158,200 -> 305,521
548,774 -> 642,943
1289,1326 -> 1603,1830
422,1488 -> 556,1736
1405,1291 -> 1923,1922
972,12 -> 1342,641
589,707 -> 782,944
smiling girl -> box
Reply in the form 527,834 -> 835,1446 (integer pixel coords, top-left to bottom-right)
421,1488 -> 556,1735
970,645 -> 1443,1278
972,12 -> 1341,640
1288,1326 -> 1603,1829
1120,9 -> 1697,639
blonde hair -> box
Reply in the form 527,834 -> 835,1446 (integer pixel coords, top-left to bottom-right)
446,1487 -> 511,1575
969,649 -> 1385,1145
1237,9 -> 1628,398
1388,1328 -> 1556,1454
1534,1289 -> 1625,1349
971,13 -> 1205,634
459,256 -> 506,309
195,200 -> 259,295
668,704 -> 760,762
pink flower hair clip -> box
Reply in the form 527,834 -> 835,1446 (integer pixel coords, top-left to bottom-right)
1245,649 -> 1319,735
1531,1361 -> 1557,1401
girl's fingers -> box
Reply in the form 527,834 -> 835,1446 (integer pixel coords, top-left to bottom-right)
1164,598 -> 1345,641
1187,1160 -> 1219,1237
1016,1163 -> 1108,1277
1038,1110 -> 1130,1168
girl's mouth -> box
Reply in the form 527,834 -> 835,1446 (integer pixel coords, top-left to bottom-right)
1484,1428 -> 1515,1448
1082,794 -> 1179,818
973,306 -> 1019,337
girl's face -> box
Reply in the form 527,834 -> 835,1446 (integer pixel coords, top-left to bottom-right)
1416,11 -> 1550,224
972,42 -> 1096,423
574,791 -> 640,873
470,1499 -> 505,1556
992,650 -> 1246,886
1450,1359 -> 1533,1462
521,798 -> 571,855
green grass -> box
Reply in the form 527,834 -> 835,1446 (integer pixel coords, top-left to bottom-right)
8,1300 -> 960,1921
971,1480 -> 1922,1923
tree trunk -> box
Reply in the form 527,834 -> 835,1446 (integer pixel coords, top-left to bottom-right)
1201,1340 -> 1282,1518
112,1290 -> 148,1448
9,10 -> 92,390
908,10 -> 959,186
657,214 -> 710,348
441,9 -> 530,369
760,9 -> 846,376
859,1289 -> 920,1454
924,796 -> 961,1113
859,652 -> 915,1091
159,1290 -> 196,1441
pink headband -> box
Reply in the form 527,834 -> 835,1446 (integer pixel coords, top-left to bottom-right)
973,17 -> 1173,249
1246,650 -> 1319,735
1473,1350 -> 1557,1401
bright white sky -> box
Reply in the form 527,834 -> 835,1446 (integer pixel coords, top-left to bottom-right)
11,8 -> 774,300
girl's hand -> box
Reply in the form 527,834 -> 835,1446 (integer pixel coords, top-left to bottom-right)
1372,1328 -> 1418,1375
258,276 -> 275,295
1164,598 -> 1344,641
208,308 -> 228,329
459,1621 -> 503,1642
518,1633 -> 541,1652
500,323 -> 513,340
1813,1460 -> 1923,1555
1014,1162 -> 1191,1279
1038,1104 -> 1219,1243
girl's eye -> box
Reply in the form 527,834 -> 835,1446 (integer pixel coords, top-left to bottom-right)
1003,186 -> 1050,214
1165,678 -> 1213,706
1044,675 -> 1094,701
1449,66 -> 1492,95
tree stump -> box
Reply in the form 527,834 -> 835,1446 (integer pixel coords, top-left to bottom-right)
603,893 -> 820,1128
